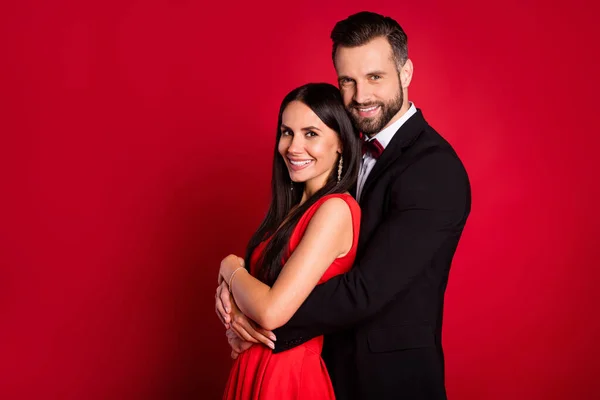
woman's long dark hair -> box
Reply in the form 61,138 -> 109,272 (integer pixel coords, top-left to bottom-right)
244,83 -> 361,286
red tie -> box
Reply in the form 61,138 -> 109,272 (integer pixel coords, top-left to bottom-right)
362,138 -> 384,159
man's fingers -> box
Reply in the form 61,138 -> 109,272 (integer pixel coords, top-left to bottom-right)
229,337 -> 246,353
226,329 -> 237,340
231,338 -> 254,352
239,340 -> 254,352
227,330 -> 253,358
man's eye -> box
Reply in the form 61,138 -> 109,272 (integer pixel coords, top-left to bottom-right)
370,75 -> 381,80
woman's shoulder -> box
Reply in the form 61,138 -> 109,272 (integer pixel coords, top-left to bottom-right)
316,193 -> 359,213
305,193 -> 360,222
312,192 -> 358,208
289,193 -> 360,249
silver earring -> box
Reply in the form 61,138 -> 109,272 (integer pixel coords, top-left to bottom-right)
290,179 -> 294,191
337,155 -> 343,183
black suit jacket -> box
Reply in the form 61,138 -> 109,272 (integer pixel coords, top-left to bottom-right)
272,110 -> 471,400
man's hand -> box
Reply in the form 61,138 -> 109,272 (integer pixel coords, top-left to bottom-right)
226,329 -> 253,359
215,281 -> 276,349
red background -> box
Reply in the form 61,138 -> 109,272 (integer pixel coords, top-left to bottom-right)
1,0 -> 598,399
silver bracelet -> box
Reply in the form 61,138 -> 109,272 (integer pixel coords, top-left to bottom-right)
228,267 -> 245,293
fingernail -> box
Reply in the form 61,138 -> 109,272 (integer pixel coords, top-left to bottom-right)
269,333 -> 277,341
225,307 -> 230,313
268,342 -> 275,350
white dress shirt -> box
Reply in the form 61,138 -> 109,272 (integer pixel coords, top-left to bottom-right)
356,103 -> 417,201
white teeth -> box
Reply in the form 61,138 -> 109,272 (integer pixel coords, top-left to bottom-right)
359,106 -> 378,112
289,160 -> 313,166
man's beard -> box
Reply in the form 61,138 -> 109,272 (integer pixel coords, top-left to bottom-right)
347,89 -> 403,136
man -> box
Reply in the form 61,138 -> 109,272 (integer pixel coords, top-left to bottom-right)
216,11 -> 470,399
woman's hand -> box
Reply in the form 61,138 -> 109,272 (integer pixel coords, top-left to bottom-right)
218,254 -> 244,285
215,281 -> 276,350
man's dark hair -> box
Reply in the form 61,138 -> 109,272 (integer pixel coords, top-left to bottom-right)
331,11 -> 408,67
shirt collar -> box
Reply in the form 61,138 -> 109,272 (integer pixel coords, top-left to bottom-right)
368,102 -> 417,149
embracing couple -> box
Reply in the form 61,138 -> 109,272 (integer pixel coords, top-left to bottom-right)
214,11 -> 471,400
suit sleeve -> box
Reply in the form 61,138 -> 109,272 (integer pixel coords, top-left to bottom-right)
272,149 -> 471,353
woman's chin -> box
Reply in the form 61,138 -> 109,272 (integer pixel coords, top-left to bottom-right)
289,173 -> 308,183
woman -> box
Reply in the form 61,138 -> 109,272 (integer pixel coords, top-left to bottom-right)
219,83 -> 361,399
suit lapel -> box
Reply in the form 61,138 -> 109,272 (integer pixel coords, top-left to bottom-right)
361,110 -> 427,201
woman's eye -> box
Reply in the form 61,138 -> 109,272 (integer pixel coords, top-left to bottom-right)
306,131 -> 317,137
